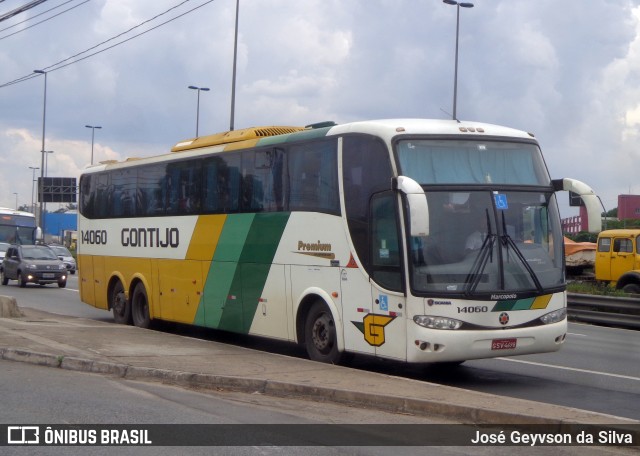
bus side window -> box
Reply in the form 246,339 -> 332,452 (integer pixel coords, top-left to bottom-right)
288,140 -> 339,214
203,158 -> 220,212
370,192 -> 403,292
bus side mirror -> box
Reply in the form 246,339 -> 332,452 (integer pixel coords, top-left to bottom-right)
393,176 -> 430,237
552,178 -> 602,233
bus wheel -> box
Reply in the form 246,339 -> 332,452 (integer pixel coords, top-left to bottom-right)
304,301 -> 343,364
111,280 -> 131,325
622,283 -> 640,295
131,282 -> 151,329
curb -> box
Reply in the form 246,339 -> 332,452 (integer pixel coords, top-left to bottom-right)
2,346 -> 638,428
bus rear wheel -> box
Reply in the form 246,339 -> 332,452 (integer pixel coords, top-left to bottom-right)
304,301 -> 343,364
111,280 -> 131,325
131,282 -> 151,329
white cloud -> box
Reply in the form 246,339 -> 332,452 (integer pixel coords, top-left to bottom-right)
1,0 -> 640,219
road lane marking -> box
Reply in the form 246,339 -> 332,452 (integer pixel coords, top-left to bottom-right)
497,357 -> 640,382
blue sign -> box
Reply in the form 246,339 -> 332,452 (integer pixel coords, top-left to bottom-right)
379,295 -> 388,311
494,194 -> 508,210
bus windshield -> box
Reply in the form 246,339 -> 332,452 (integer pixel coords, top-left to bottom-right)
0,213 -> 37,245
409,190 -> 564,296
396,139 -> 550,185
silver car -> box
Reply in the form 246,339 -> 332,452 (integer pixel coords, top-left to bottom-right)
49,245 -> 77,274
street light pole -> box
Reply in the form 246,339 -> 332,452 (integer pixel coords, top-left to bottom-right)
29,166 -> 39,213
85,125 -> 102,164
34,69 -> 47,239
230,0 -> 239,131
443,0 -> 474,121
188,86 -> 209,137
13,193 -> 18,210
44,150 -> 54,177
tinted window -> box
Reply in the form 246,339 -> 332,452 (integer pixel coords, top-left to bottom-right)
289,140 -> 339,213
243,148 -> 286,212
80,138 -> 341,219
138,164 -> 167,216
343,135 -> 393,272
110,169 -> 137,217
370,192 -> 403,291
166,160 -> 201,215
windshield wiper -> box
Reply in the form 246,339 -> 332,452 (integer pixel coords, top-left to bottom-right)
464,211 -> 495,296
500,213 -> 543,293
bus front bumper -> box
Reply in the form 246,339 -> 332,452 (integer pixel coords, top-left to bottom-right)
407,319 -> 567,363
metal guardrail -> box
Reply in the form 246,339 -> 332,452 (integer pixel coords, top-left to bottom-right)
567,293 -> 640,329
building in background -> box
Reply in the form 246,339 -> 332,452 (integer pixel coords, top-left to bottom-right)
617,194 -> 640,220
44,210 -> 77,243
561,194 -> 640,233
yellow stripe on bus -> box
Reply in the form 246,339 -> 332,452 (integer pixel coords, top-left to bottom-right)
531,294 -> 552,309
186,215 -> 227,261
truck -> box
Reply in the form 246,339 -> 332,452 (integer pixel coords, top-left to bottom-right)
595,229 -> 640,293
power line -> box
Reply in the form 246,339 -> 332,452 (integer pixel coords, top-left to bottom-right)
0,0 -> 49,23
0,0 -> 215,89
0,0 -> 86,37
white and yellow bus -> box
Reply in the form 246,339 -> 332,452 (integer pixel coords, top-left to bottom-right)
78,119 -> 601,364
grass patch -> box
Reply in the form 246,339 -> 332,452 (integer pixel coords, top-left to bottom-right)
566,281 -> 627,297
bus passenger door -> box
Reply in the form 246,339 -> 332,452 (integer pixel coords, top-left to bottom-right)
340,266 -> 376,357
368,192 -> 407,361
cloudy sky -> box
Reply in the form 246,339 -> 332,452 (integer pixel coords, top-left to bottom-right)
1,0 -> 639,219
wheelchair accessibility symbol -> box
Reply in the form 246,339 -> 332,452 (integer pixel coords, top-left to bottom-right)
494,193 -> 508,210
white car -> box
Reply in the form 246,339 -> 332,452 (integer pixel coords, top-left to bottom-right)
48,245 -> 77,275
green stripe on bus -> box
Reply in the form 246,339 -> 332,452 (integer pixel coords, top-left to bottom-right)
491,300 -> 517,312
491,297 -> 536,312
195,213 -> 290,333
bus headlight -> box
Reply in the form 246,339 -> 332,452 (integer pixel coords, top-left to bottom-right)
540,308 -> 567,325
413,315 -> 463,330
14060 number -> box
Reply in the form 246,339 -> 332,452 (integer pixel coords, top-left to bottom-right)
82,230 -> 107,245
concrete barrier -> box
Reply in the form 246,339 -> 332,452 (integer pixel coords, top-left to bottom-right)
0,295 -> 23,318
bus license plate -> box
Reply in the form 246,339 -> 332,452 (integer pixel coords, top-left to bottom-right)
43,273 -> 54,279
491,338 -> 517,350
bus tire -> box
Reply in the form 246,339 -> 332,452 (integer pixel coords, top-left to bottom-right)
304,301 -> 343,364
111,280 -> 131,325
622,283 -> 640,295
131,282 -> 151,329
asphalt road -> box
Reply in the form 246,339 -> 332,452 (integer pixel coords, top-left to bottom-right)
2,275 -> 639,421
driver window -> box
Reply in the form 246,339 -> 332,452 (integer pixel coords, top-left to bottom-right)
370,192 -> 403,292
